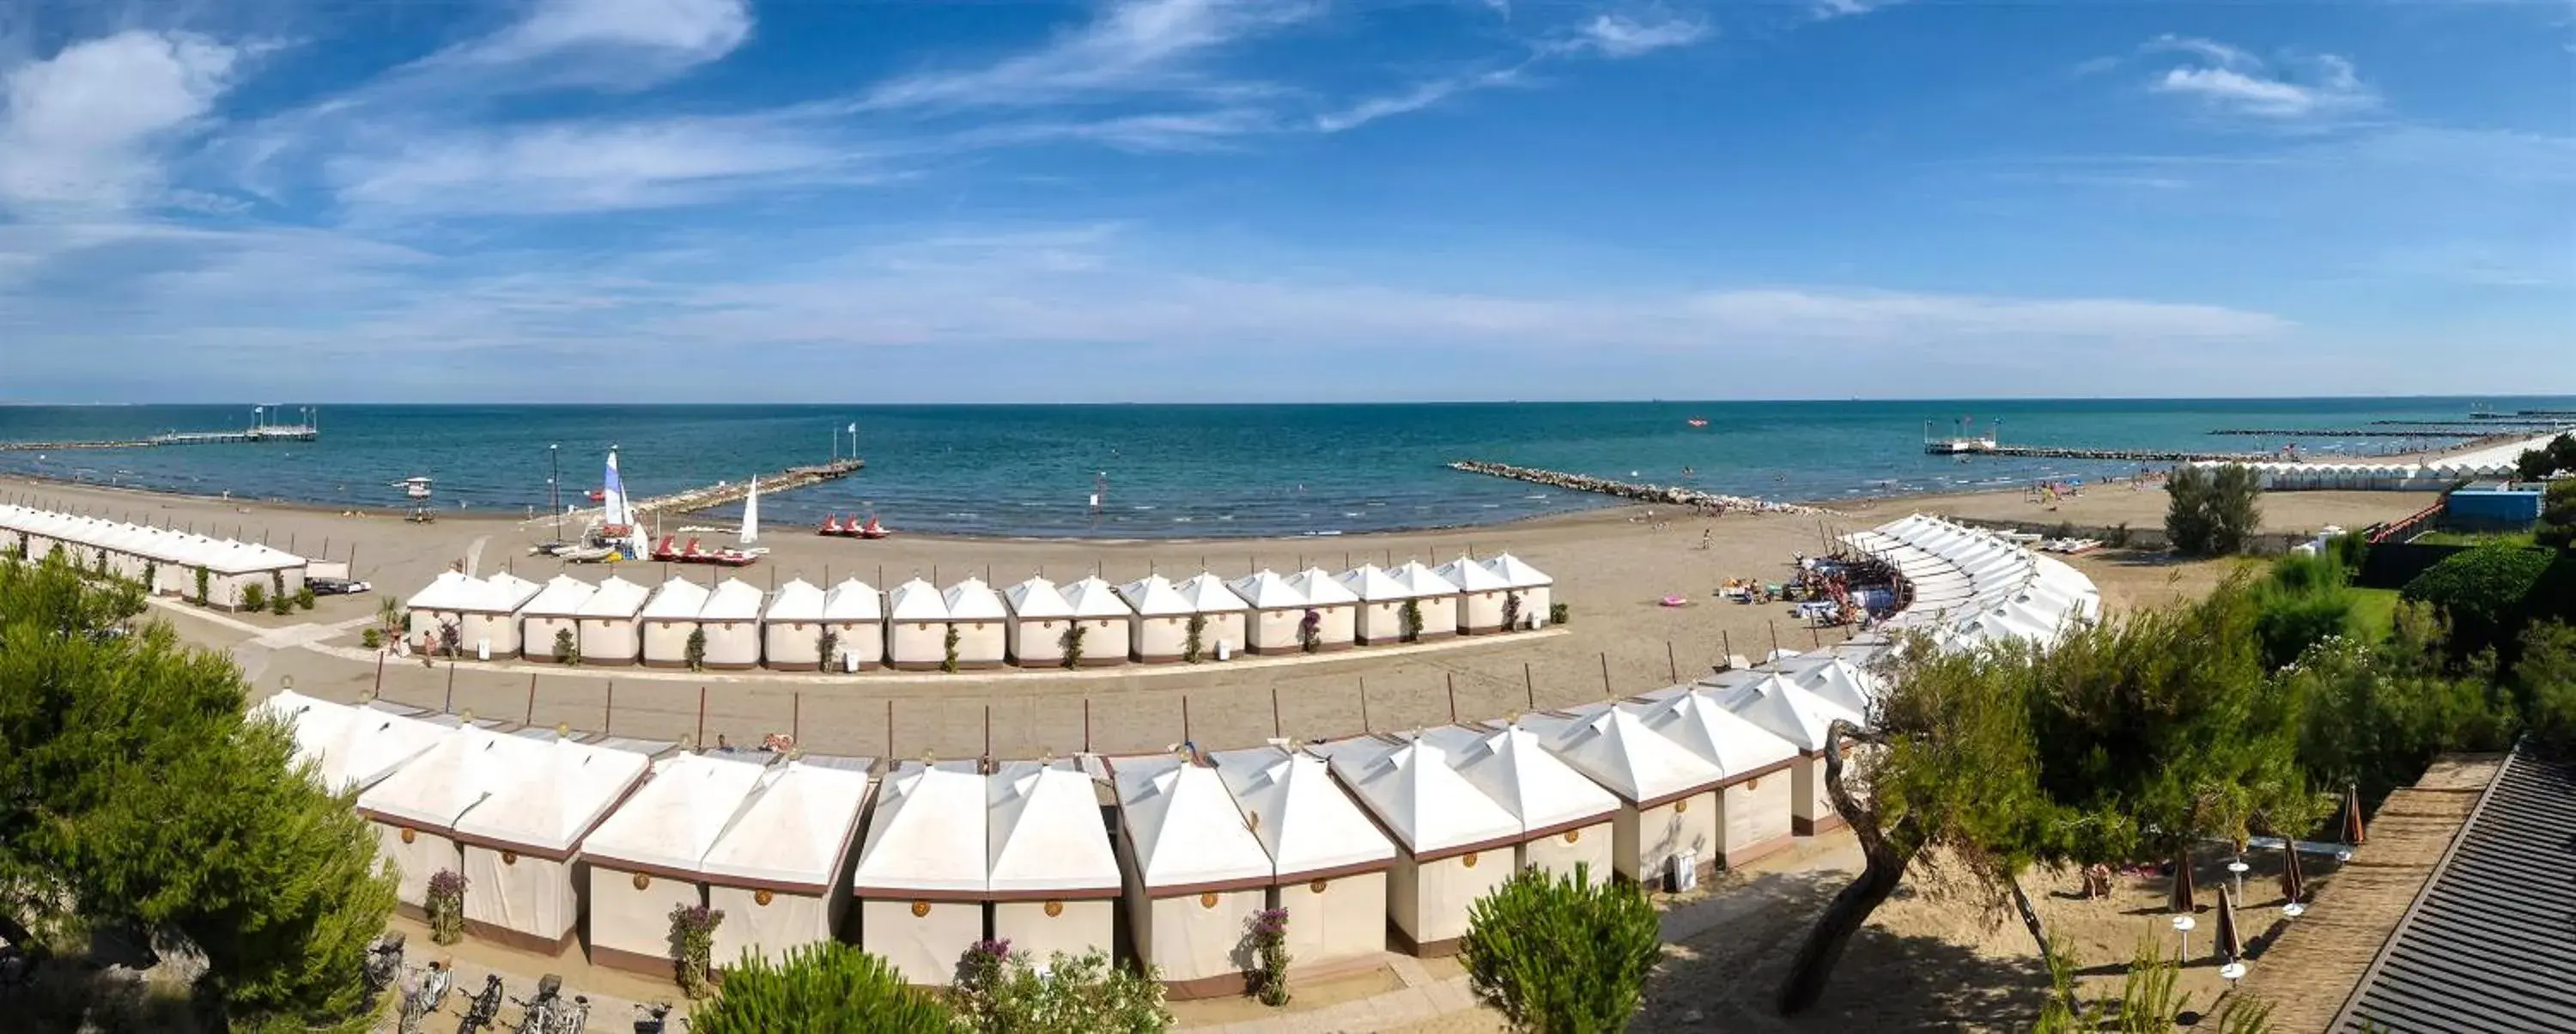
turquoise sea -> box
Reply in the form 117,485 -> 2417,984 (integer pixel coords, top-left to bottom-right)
0,399 -> 2567,538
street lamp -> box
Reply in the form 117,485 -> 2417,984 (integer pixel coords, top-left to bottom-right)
549,444 -> 562,543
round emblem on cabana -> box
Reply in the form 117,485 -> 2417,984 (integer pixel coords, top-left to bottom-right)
1674,799 -> 1689,813
501,850 -> 518,866
1043,901 -> 1063,918
632,873 -> 650,891
911,901 -> 931,917
1198,892 -> 1218,909
1309,879 -> 1329,894
1564,829 -> 1582,843
755,890 -> 775,907
398,828 -> 416,844
1462,852 -> 1479,868
1747,777 -> 1761,790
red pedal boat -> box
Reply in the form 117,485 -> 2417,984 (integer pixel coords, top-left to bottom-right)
857,515 -> 891,540
819,514 -> 847,536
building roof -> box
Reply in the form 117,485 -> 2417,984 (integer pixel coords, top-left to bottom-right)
1519,702 -> 1724,806
1173,572 -> 1250,614
700,755 -> 874,892
1434,557 -> 1513,593
699,578 -> 765,622
852,761 -> 987,894
2336,748 -> 2576,1033
1312,734 -> 1520,855
764,579 -> 825,622
405,570 -> 483,613
574,575 -> 650,617
1285,567 -> 1360,605
580,752 -> 771,874
1117,575 -> 1195,617
885,578 -> 946,621
1716,673 -> 1866,753
1387,561 -> 1458,599
1636,690 -> 1801,780
1002,576 -> 1074,619
1060,575 -> 1134,618
1210,745 -> 1395,879
987,761 -> 1121,895
259,690 -> 450,795
821,579 -> 882,621
944,577 -> 1008,621
1424,723 -> 1619,835
1229,569 -> 1309,610
640,577 -> 712,621
447,735 -> 652,855
1336,564 -> 1410,602
1112,754 -> 1273,891
1481,553 -> 1552,588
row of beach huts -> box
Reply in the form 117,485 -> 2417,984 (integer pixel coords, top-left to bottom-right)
402,557 -> 1556,671
0,503 -> 312,606
263,515 -> 2100,996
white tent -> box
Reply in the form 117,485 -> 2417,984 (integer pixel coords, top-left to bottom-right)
1001,576 -> 1076,668
1715,675 -> 1866,836
1434,557 -> 1515,635
574,576 -> 650,666
1059,576 -> 1134,667
1637,690 -> 1801,868
461,572 -> 543,660
1776,655 -> 1880,719
1312,734 -> 1520,956
258,692 -> 447,796
1118,575 -> 1196,663
404,571 -> 482,653
446,734 -> 651,953
580,753 -> 771,975
355,724 -> 515,911
697,578 -> 766,669
1337,564 -> 1414,646
942,577 -> 1009,670
987,761 -> 1121,964
702,755 -> 875,967
1173,573 -> 1249,661
762,579 -> 829,671
1480,553 -> 1553,630
1283,568 -> 1358,651
1229,570 -> 1311,655
1520,703 -> 1726,886
519,575 -> 598,663
1210,745 -> 1395,976
884,579 -> 949,671
819,579 -> 884,672
852,761 -> 987,985
1110,753 -> 1276,998
641,578 -> 713,668
1422,722 -> 1619,881
1387,561 -> 1462,639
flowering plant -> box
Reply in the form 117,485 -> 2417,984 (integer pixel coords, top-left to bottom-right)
1248,907 -> 1291,1007
1298,610 -> 1321,654
426,869 -> 467,945
669,903 -> 726,998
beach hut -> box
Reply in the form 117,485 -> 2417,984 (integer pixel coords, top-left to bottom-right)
579,752 -> 771,975
884,579 -> 949,671
404,571 -> 483,653
258,692 -> 449,796
1059,576 -> 1133,667
762,579 -> 828,670
820,579 -> 884,672
454,572 -> 542,659
1387,561 -> 1462,639
1313,734 -> 1520,955
851,760 -> 987,985
1480,554 -> 1553,630
702,755 -> 875,967
1118,575 -> 1196,663
640,578 -> 713,668
1211,744 -> 1397,975
1229,570 -> 1311,655
1434,557 -> 1516,635
1637,689 -> 1801,867
697,578 -> 766,669
944,577 -> 1009,670
355,724 -> 503,913
1109,752 -> 1277,998
1174,573 -> 1250,660
1422,722 -> 1619,880
518,575 -> 598,662
200,539 -> 309,610
1283,568 -> 1359,651
1520,703 -> 1727,887
1001,575 -> 1076,668
987,760 -> 1121,963
1715,674 -> 1867,836
1337,564 -> 1415,646
444,733 -> 651,953
574,575 -> 650,666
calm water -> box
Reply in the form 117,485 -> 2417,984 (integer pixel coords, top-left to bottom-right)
0,399 -> 2566,538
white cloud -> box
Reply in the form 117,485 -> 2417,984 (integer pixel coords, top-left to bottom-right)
862,0 -> 1320,111
325,113 -> 859,216
1315,68 -> 1523,132
1562,14 -> 1709,58
0,31 -> 241,210
2144,39 -> 2373,120
2143,34 -> 2255,70
1812,0 -> 1901,20
421,0 -> 750,88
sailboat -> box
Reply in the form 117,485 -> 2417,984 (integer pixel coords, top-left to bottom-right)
735,476 -> 768,556
598,449 -> 649,560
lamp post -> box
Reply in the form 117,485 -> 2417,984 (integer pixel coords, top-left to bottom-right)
2172,914 -> 2196,964
549,444 -> 561,543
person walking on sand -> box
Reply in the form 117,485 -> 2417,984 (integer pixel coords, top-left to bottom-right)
1700,528 -> 1713,550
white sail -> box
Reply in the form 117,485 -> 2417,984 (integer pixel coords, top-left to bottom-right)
603,450 -> 647,558
739,476 -> 761,545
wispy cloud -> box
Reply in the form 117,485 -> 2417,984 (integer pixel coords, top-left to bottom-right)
1557,13 -> 1709,58
1320,10 -> 1710,133
0,30 -> 245,211
2141,35 -> 2374,121
324,113 -> 864,217
862,0 -> 1320,112
1812,0 -> 1903,21
411,0 -> 752,91
1315,68 -> 1525,132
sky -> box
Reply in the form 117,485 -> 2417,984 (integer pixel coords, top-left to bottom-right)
0,0 -> 2569,403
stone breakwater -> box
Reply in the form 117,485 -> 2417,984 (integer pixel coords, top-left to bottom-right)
1448,460 -> 1832,516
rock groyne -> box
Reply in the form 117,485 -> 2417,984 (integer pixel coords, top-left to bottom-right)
1447,460 -> 1831,516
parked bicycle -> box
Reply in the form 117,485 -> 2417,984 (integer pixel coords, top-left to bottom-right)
511,974 -> 589,1034
364,932 -> 405,999
396,960 -> 451,1034
632,1001 -> 682,1034
458,973 -> 504,1034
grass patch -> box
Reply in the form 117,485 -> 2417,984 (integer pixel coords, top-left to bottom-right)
2413,530 -> 2537,548
2348,587 -> 2403,642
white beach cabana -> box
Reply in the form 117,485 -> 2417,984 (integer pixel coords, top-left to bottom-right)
458,572 -> 542,659
1229,570 -> 1311,655
1210,744 -> 1396,976
1387,561 -> 1462,639
1110,753 -> 1278,998
1714,674 -> 1867,836
1481,554 -> 1553,630
762,579 -> 828,670
1284,568 -> 1359,651
1174,573 -> 1250,660
885,579 -> 948,670
1638,688 -> 1801,867
851,760 -> 987,984
1001,575 -> 1076,668
1434,557 -> 1516,635
442,733 -> 652,953
943,577 -> 1009,669
702,755 -> 876,967
1422,722 -> 1619,880
258,693 -> 451,796
519,575 -> 598,662
1059,575 -> 1133,667
640,578 -> 713,668
579,752 -> 772,975
574,575 -> 651,666
1119,575 -> 1196,663
696,578 -> 766,669
987,760 -> 1122,963
820,579 -> 884,672
1337,564 -> 1414,647
352,725 -> 524,915
1520,703 -> 1728,887
404,571 -> 482,653
1313,734 -> 1521,955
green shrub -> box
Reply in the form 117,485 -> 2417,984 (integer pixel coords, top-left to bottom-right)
2514,621 -> 2576,751
193,565 -> 210,605
817,627 -> 840,672
270,589 -> 294,616
2165,464 -> 2263,557
2402,543 -> 2555,660
685,628 -> 708,672
1060,622 -> 1085,668
2253,552 -> 2357,670
692,942 -> 950,1033
942,623 -> 961,673
361,627 -> 383,650
1548,601 -> 1571,626
1185,612 -> 1207,663
949,940 -> 1172,1032
1399,599 -> 1423,642
295,584 -> 316,611
2537,480 -> 2576,550
2513,433 -> 2576,481
554,627 -> 579,665
1461,863 -> 1661,1034
242,583 -> 269,612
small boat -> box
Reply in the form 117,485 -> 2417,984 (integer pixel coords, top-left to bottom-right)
559,544 -> 616,563
1686,418 -> 1709,429
587,489 -> 606,502
649,535 -> 680,562
680,537 -> 707,561
857,515 -> 891,540
820,514 -> 847,536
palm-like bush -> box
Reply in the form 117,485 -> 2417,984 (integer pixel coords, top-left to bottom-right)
691,942 -> 950,1033
1461,864 -> 1661,1033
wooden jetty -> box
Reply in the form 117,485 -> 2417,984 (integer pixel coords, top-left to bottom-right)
1951,444 -> 2269,463
1447,459 -> 1830,514
2208,428 -> 2481,438
0,423 -> 318,452
580,458 -> 866,520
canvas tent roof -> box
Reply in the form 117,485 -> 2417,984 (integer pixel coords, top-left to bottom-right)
1229,570 -> 1309,611
1716,675 -> 1864,754
1519,703 -> 1725,806
885,579 -> 946,621
1388,560 -> 1460,598
574,576 -> 650,617
1421,723 -> 1619,834
987,761 -> 1121,895
1117,575 -> 1194,617
1313,735 -> 1520,855
699,578 -> 765,622
944,577 -> 1008,621
1480,553 -> 1552,588
641,578 -> 712,620
700,755 -> 874,891
1336,564 -> 1410,602
852,761 -> 987,894
764,579 -> 825,622
1286,567 -> 1359,605
1211,745 -> 1395,879
448,736 -> 652,855
1060,575 -> 1134,618
519,575 -> 598,619
1002,576 -> 1074,619
580,752 -> 771,874
357,725 -> 533,833
1637,690 -> 1800,780
821,579 -> 882,621
1173,572 -> 1249,613
1434,557 -> 1512,593
406,571 -> 483,613
1112,755 -> 1272,891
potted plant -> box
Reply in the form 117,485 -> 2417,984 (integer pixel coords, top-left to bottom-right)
427,869 -> 468,945
669,903 -> 724,999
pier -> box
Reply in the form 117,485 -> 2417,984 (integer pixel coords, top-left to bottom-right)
2208,428 -> 2482,438
582,458 -> 866,520
1446,460 -> 1830,514
1947,444 -> 2269,463
0,423 -> 319,452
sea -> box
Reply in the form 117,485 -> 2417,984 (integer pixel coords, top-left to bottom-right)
1,398 -> 2568,539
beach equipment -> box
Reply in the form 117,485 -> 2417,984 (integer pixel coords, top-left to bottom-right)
987,760 -> 1122,963
702,754 -> 874,966
573,575 -> 650,665
1422,721 -> 1620,880
517,575 -> 598,662
639,577 -> 713,668
1228,569 -> 1312,654
1282,568 -> 1358,651
1312,733 -> 1520,955
1387,560 -> 1463,638
1434,556 -> 1516,634
579,752 -> 772,975
1173,572 -> 1250,660
1519,702 -> 1728,886
696,578 -> 766,669
942,577 -> 1009,669
1001,575 -> 1076,668
1118,574 -> 1197,663
759,579 -> 828,669
1058,575 -> 1134,666
1211,744 -> 1398,975
1109,751 -> 1277,997
851,760 -> 987,984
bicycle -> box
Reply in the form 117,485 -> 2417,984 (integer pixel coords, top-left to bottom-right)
632,1001 -> 683,1034
458,973 -> 503,1034
512,974 -> 589,1034
364,932 -> 405,999
395,960 -> 450,1034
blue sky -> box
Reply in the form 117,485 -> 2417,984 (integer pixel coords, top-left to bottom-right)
0,0 -> 2568,402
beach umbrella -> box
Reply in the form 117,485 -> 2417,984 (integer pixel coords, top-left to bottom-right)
2342,784 -> 2367,846
2213,885 -> 2244,964
2280,840 -> 2306,905
2169,848 -> 2196,915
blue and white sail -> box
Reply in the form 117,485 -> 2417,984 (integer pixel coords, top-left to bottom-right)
738,476 -> 760,545
602,450 -> 647,557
